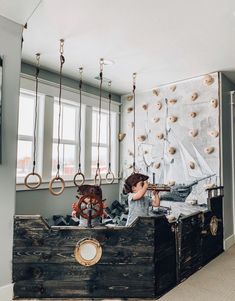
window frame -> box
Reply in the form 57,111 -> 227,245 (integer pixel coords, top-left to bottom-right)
91,107 -> 116,177
16,74 -> 120,190
17,89 -> 43,183
52,98 -> 82,181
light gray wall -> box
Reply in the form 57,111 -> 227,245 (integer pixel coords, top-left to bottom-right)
21,62 -> 121,103
16,183 -> 119,218
220,73 -> 235,239
0,16 -> 22,288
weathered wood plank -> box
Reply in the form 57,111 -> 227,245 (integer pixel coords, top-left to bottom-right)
153,217 -> 176,296
201,210 -> 223,265
13,215 -> 177,299
176,213 -> 202,282
13,244 -> 154,264
14,215 -> 50,230
14,227 -> 155,248
13,263 -> 154,282
14,280 -> 155,298
13,298 -> 158,301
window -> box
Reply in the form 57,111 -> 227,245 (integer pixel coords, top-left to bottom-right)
52,100 -> 79,179
17,91 -> 38,181
17,76 -> 119,188
91,108 -> 116,176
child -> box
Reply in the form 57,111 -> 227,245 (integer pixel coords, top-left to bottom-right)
72,184 -> 105,227
123,173 -> 160,226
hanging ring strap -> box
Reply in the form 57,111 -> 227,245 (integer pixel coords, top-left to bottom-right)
24,172 -> 42,189
49,176 -> 65,196
132,72 -> 137,174
94,164 -> 102,186
105,81 -> 114,184
106,164 -> 115,184
74,67 -> 85,187
24,53 -> 42,189
94,58 -> 104,186
49,39 -> 65,195
74,170 -> 85,187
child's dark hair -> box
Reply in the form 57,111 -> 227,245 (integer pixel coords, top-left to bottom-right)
123,173 -> 149,195
123,182 -> 132,194
77,184 -> 102,199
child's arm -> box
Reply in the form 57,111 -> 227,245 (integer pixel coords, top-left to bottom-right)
72,202 -> 78,217
132,181 -> 149,200
101,200 -> 108,218
152,190 -> 160,207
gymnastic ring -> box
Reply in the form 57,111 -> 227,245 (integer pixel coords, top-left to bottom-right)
73,171 -> 85,187
24,172 -> 42,189
94,172 -> 102,186
105,170 -> 114,184
49,176 -> 65,196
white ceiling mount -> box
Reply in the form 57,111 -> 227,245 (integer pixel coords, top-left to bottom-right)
103,59 -> 115,66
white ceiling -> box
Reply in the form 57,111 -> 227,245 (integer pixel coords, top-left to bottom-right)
0,0 -> 41,26
2,0 -> 235,95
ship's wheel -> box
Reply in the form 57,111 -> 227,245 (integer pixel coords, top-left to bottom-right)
76,194 -> 103,219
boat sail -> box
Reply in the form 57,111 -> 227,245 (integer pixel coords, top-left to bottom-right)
191,144 -> 213,176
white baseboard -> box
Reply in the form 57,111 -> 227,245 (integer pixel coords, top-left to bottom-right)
224,234 -> 235,251
0,283 -> 13,301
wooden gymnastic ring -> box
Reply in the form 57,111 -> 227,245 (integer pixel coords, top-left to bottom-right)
105,171 -> 114,184
94,172 -> 102,186
49,176 -> 65,196
24,172 -> 42,189
73,171 -> 85,187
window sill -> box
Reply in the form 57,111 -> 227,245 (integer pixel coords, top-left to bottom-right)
16,178 -> 119,191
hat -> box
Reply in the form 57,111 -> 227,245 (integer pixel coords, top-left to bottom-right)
78,185 -> 102,200
123,173 -> 149,194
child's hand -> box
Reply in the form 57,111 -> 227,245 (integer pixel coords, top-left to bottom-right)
153,189 -> 159,196
72,210 -> 77,218
143,181 -> 149,189
152,190 -> 160,207
72,202 -> 77,211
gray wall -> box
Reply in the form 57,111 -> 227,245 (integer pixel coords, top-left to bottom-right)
0,16 -> 22,289
220,73 -> 235,239
21,62 -> 121,103
16,183 -> 119,219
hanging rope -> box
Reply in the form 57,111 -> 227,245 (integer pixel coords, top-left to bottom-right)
24,53 -> 42,189
49,39 -> 65,196
73,67 -> 85,186
105,81 -> 115,184
132,72 -> 137,173
94,58 -> 104,186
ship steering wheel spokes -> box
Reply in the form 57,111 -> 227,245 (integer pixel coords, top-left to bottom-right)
77,195 -> 103,219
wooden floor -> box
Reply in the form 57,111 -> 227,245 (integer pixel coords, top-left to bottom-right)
15,245 -> 235,301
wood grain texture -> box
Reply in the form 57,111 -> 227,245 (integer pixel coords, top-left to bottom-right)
175,212 -> 202,282
13,196 -> 223,300
13,215 -> 176,299
15,299 -> 158,301
201,195 -> 223,265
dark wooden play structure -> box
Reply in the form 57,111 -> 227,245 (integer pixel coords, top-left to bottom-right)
13,187 -> 223,300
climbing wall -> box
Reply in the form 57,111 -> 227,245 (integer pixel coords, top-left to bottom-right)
120,73 -> 220,204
